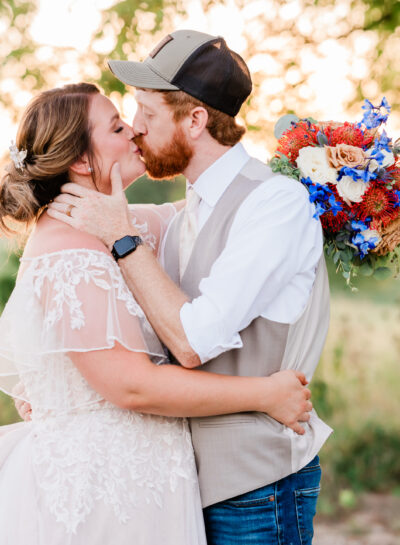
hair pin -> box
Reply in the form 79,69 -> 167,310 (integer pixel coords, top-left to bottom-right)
9,141 -> 27,171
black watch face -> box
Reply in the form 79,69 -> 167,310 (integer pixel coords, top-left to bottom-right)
113,235 -> 142,259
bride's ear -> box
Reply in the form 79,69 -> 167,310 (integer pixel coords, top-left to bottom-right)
69,154 -> 92,176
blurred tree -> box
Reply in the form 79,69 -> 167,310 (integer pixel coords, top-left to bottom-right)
0,0 -> 399,300
1,0 -> 398,158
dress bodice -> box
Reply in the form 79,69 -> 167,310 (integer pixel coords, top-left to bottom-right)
0,204 -> 199,534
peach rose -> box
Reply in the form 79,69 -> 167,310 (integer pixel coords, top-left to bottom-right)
326,144 -> 368,169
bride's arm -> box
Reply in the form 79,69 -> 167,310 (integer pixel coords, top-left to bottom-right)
70,344 -> 311,435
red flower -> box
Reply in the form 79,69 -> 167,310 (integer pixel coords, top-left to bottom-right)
326,122 -> 374,148
320,188 -> 351,233
386,161 -> 400,187
353,183 -> 400,227
321,209 -> 351,234
276,121 -> 318,163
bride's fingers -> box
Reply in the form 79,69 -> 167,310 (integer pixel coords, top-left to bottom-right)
60,182 -> 93,197
52,193 -> 81,206
46,207 -> 76,226
110,162 -> 123,195
48,201 -> 75,215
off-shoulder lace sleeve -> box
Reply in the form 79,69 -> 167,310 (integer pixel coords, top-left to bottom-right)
128,203 -> 180,258
0,248 -> 167,399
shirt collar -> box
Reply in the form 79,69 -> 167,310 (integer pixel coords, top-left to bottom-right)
187,143 -> 250,208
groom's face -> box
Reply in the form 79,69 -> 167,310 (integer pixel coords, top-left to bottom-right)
132,90 -> 193,179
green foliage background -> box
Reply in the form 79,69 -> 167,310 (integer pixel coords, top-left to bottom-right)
0,0 -> 399,517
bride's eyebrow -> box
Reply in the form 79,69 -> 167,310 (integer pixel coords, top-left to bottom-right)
109,113 -> 120,125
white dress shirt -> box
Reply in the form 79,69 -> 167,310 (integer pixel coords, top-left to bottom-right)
161,143 -> 323,364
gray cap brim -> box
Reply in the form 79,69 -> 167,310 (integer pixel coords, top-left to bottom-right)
108,59 -> 179,90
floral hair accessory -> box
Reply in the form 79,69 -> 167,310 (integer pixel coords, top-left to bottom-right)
9,140 -> 27,171
271,97 -> 400,288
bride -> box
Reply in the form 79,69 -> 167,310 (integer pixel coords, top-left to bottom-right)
0,83 -> 312,544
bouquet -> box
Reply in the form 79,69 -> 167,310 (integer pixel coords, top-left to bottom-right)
270,98 -> 400,286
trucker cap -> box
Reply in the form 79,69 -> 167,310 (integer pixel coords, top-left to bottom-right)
108,29 -> 252,117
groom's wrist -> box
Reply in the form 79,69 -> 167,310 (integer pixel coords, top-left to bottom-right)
106,227 -> 140,251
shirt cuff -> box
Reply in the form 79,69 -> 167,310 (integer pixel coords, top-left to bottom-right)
180,302 -> 243,364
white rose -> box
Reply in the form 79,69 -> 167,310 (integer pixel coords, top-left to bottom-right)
367,149 -> 395,169
362,229 -> 381,245
296,146 -> 338,185
337,176 -> 369,205
368,159 -> 380,172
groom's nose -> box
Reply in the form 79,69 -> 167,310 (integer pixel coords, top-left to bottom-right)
132,111 -> 146,137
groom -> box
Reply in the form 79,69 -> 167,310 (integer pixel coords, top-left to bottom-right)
49,30 -> 331,544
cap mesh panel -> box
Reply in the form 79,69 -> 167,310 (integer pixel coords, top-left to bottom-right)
171,39 -> 252,116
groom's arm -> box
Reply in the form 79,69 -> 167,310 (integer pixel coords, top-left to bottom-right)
113,241 -> 202,367
47,167 -> 322,369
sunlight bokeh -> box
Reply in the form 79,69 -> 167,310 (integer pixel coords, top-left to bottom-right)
1,0 -> 398,163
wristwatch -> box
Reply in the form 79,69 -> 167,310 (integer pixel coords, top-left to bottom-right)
111,235 -> 143,261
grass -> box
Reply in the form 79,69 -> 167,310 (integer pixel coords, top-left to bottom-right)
312,267 -> 400,514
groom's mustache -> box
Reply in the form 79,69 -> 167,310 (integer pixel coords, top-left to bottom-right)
133,135 -> 146,153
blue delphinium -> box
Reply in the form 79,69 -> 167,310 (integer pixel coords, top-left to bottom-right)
337,165 -> 378,184
394,190 -> 400,209
360,98 -> 391,129
370,130 -> 392,155
301,177 -> 343,220
350,220 -> 379,259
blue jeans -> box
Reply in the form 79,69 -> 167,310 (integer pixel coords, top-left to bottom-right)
203,456 -> 321,545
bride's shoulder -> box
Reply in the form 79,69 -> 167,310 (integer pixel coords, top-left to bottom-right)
23,212 -> 110,260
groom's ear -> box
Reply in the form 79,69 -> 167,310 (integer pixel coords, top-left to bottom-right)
184,107 -> 208,140
69,154 -> 92,176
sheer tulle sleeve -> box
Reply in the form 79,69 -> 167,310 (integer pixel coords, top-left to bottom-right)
0,248 -> 168,400
128,202 -> 181,258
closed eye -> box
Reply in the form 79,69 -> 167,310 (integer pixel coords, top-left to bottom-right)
114,126 -> 123,133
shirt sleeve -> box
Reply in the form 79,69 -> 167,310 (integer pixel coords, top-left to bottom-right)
180,176 -> 323,363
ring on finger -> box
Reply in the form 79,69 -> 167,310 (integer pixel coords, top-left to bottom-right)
66,204 -> 74,217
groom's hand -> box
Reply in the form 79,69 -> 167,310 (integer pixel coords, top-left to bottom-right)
47,163 -> 137,248
264,370 -> 312,435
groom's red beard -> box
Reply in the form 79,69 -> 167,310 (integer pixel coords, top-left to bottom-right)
134,126 -> 193,179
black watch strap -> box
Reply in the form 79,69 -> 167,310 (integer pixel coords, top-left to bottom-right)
111,235 -> 143,261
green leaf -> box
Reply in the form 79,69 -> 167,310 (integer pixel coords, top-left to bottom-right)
373,267 -> 392,280
359,262 -> 374,276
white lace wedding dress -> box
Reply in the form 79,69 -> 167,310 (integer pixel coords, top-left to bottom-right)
0,204 -> 206,544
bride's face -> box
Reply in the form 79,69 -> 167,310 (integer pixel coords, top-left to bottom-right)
88,94 -> 145,194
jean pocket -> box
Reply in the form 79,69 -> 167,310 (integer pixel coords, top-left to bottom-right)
298,456 -> 320,474
226,485 -> 276,508
294,487 -> 320,545
227,494 -> 276,508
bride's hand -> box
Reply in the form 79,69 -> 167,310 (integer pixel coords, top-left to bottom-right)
261,370 -> 312,435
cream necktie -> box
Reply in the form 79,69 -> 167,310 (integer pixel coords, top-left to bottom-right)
179,186 -> 201,279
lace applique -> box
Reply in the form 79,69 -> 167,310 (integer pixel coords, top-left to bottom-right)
28,250 -> 149,332
32,409 -> 197,533
20,353 -> 105,418
130,216 -> 157,250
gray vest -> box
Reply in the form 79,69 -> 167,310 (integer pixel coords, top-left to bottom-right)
164,158 -> 331,507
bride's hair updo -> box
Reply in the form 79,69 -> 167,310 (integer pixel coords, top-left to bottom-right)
0,82 -> 100,235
